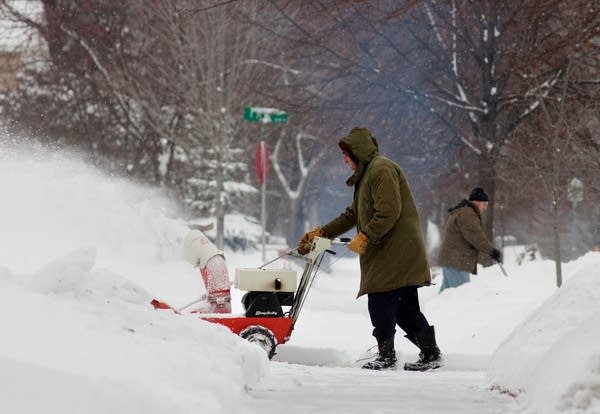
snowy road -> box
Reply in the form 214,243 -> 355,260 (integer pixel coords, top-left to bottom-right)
245,362 -> 520,414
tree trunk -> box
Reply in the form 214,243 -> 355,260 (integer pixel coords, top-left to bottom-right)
552,199 -> 563,287
479,154 -> 496,242
287,197 -> 300,247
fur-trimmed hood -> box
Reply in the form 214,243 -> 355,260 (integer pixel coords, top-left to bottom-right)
338,127 -> 379,186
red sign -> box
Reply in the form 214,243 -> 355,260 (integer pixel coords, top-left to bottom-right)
255,142 -> 270,184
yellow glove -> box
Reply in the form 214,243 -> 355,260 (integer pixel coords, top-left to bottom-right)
296,226 -> 323,255
348,232 -> 369,254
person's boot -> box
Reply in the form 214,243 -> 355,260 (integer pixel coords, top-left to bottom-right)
404,333 -> 419,348
362,340 -> 397,370
403,326 -> 443,371
404,333 -> 424,361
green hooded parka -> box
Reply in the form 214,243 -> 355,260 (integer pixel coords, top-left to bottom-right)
321,127 -> 431,297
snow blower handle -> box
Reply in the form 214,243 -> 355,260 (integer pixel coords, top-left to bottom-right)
313,237 -> 348,256
331,237 -> 351,246
497,262 -> 508,277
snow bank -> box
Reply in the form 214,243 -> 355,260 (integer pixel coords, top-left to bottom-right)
0,141 -> 269,413
487,252 -> 600,413
0,260 -> 269,413
418,258 -> 560,357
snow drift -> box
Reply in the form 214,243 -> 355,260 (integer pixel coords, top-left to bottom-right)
0,140 -> 269,413
487,253 -> 600,413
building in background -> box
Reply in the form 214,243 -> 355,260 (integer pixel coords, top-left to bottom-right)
0,0 -> 43,90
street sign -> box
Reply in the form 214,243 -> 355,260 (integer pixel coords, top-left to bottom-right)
244,106 -> 288,124
255,142 -> 270,184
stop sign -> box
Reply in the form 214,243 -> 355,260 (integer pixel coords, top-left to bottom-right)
255,142 -> 270,184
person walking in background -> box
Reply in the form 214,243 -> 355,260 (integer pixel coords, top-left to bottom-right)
437,187 -> 502,293
296,127 -> 442,372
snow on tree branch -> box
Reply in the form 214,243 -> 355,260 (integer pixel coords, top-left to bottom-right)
519,69 -> 563,120
423,1 -> 447,50
240,59 -> 301,76
271,130 -> 326,200
58,24 -> 143,136
460,135 -> 482,155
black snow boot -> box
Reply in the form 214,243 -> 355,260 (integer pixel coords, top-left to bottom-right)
362,340 -> 397,370
404,333 -> 419,348
404,333 -> 424,361
403,326 -> 443,371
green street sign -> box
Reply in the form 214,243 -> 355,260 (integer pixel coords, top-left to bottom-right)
244,106 -> 288,124
270,112 -> 288,123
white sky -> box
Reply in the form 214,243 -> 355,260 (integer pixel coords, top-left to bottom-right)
0,139 -> 598,414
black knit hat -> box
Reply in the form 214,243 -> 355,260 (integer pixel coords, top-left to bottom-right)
469,187 -> 489,202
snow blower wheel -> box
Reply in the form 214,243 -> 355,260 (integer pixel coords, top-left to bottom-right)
240,325 -> 277,359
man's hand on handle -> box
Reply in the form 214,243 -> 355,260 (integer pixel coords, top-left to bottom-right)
296,226 -> 324,255
348,232 -> 369,255
490,248 -> 502,263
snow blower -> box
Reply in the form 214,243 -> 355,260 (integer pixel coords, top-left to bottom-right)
151,229 -> 348,359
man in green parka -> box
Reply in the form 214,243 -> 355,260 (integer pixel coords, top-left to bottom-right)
297,127 -> 442,371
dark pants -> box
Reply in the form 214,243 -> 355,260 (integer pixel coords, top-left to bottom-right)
367,286 -> 430,344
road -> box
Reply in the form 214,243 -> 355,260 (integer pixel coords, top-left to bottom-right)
245,361 -> 521,414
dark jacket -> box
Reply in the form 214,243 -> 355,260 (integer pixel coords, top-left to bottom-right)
437,200 -> 495,274
321,128 -> 431,297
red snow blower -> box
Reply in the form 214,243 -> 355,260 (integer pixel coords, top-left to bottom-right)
151,230 -> 348,359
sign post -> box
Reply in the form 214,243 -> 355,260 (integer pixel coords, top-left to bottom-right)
256,140 -> 268,262
244,106 -> 287,261
567,177 -> 584,262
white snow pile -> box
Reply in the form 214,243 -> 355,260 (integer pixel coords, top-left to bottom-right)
487,253 -> 600,414
0,139 -> 269,413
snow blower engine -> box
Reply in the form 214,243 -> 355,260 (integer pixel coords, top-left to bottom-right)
236,267 -> 296,318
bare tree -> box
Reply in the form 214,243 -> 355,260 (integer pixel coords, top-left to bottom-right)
142,0 -> 281,248
502,58 -> 599,286
271,128 -> 327,244
406,1 -> 598,237
4,0 -> 598,252
265,0 -> 600,241
1,0 -> 287,248
0,0 -> 168,178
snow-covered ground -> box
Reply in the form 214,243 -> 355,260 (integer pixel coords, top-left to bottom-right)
1,140 -> 598,413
